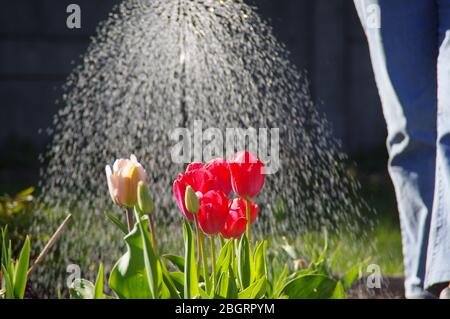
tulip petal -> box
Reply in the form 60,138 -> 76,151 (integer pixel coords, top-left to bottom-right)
173,180 -> 194,220
105,165 -> 118,204
204,158 -> 232,196
186,162 -> 204,172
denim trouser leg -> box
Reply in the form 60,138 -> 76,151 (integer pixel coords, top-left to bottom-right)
354,0 -> 438,297
426,20 -> 450,288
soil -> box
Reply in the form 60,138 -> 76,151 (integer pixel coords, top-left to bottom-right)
348,276 -> 405,299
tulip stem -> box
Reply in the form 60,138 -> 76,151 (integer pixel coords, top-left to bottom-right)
125,208 -> 134,232
194,217 -> 211,293
147,213 -> 158,254
200,232 -> 211,294
210,236 -> 217,294
218,235 -> 225,248
245,198 -> 251,242
193,216 -> 202,269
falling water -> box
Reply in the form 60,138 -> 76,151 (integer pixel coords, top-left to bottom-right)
33,0 -> 376,295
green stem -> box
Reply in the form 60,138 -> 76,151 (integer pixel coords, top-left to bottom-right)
194,217 -> 211,293
219,234 -> 225,248
125,208 -> 134,232
210,236 -> 217,294
245,198 -> 251,242
147,213 -> 158,254
193,216 -> 202,273
200,231 -> 211,294
231,239 -> 239,274
232,239 -> 237,273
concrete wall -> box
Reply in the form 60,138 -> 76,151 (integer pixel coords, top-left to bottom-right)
0,0 -> 386,155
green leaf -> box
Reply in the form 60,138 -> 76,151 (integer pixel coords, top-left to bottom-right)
109,221 -> 153,299
215,271 -> 228,299
70,279 -> 95,299
216,266 -> 238,299
198,286 -> 212,299
237,234 -> 252,289
238,277 -> 266,299
216,240 -> 233,276
253,240 -> 267,280
13,236 -> 30,299
8,246 -> 14,288
272,264 -> 289,298
160,261 -> 181,299
1,227 -> 11,271
57,287 -> 62,300
104,211 -> 128,235
135,212 -> 161,299
16,187 -> 34,198
163,254 -> 185,272
342,263 -> 362,290
283,274 -> 340,299
1,265 -> 14,299
331,281 -> 346,299
183,220 -> 199,299
94,263 -> 104,299
169,271 -> 185,294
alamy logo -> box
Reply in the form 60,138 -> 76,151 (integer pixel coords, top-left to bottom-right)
364,3 -> 381,29
66,4 -> 81,29
170,120 -> 280,174
66,264 -> 81,288
366,264 -> 382,289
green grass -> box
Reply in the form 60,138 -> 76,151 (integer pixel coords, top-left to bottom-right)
285,148 -> 405,278
287,217 -> 403,278
368,217 -> 403,275
349,148 -> 404,275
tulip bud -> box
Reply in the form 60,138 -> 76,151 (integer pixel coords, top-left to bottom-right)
185,186 -> 200,215
138,181 -> 154,215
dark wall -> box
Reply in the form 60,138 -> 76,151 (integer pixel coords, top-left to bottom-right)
0,0 -> 117,149
253,0 -> 385,153
0,0 -> 387,188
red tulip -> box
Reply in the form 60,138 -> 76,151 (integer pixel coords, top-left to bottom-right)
231,198 -> 259,223
221,209 -> 247,239
204,158 -> 232,196
186,162 -> 205,172
197,190 -> 229,235
229,151 -> 265,199
221,198 -> 259,239
173,168 -> 213,220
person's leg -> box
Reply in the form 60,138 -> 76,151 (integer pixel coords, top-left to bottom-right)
425,0 -> 450,291
354,0 -> 438,298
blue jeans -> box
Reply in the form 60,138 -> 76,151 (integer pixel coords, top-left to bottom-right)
355,0 -> 450,297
